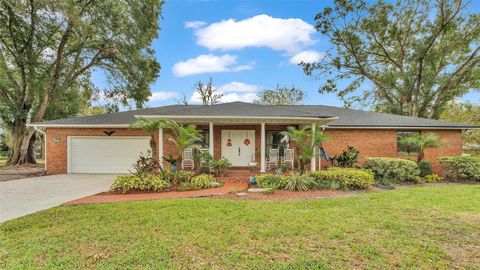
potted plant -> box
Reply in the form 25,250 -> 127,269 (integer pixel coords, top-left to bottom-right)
163,155 -> 178,172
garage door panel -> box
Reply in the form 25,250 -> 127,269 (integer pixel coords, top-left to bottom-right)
69,137 -> 150,173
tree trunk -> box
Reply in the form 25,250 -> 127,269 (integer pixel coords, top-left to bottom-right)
6,122 -> 37,165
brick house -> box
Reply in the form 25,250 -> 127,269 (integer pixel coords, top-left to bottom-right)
29,102 -> 476,175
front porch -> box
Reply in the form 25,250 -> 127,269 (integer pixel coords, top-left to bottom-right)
151,117 -> 335,173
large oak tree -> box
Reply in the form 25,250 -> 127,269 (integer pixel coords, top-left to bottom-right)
304,0 -> 480,118
0,0 -> 162,165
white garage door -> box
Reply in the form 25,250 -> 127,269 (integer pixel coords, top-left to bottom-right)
68,137 -> 150,173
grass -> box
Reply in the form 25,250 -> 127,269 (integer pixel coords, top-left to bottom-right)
1,185 -> 480,269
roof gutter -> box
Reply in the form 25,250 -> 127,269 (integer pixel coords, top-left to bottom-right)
134,115 -> 339,121
323,125 -> 479,130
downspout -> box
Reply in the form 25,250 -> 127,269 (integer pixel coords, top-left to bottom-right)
32,125 -> 47,172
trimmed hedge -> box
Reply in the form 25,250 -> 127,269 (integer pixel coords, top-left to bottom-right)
256,175 -> 286,190
439,156 -> 480,182
111,174 -> 169,193
364,157 -> 420,185
309,167 -> 374,190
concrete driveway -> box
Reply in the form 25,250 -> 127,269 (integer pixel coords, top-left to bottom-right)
0,174 -> 116,223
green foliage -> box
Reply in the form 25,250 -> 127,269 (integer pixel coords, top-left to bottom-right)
329,145 -> 360,168
111,174 -> 169,193
194,151 -> 213,171
280,125 -> 330,173
283,174 -> 314,191
418,160 -> 433,177
364,157 -> 420,185
423,174 -> 443,183
256,175 -> 286,190
309,167 -> 374,190
253,85 -> 305,105
263,188 -> 275,194
440,102 -> 480,147
175,170 -> 194,183
163,120 -> 203,164
211,158 -> 232,177
0,0 -> 163,164
130,151 -> 161,176
439,156 -> 480,182
305,0 -> 480,119
178,174 -> 215,191
398,133 -> 442,162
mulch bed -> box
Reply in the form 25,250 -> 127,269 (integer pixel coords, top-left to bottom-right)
65,181 -> 355,206
0,164 -> 45,182
217,189 -> 354,201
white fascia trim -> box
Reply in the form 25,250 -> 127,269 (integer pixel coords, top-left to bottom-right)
135,115 -> 339,121
323,126 -> 473,130
28,124 -> 130,128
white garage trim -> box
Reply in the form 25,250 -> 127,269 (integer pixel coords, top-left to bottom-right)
67,136 -> 150,173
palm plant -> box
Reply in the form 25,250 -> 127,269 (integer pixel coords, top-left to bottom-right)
162,120 -> 203,165
130,117 -> 165,162
399,133 -> 442,162
280,125 -> 330,173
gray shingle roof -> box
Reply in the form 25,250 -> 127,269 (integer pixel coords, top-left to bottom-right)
31,101 -> 475,129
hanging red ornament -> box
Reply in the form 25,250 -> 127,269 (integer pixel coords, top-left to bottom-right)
243,130 -> 250,145
226,131 -> 232,147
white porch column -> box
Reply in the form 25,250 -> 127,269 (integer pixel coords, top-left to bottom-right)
311,123 -> 316,171
158,128 -> 164,168
260,122 -> 266,172
209,122 -> 214,156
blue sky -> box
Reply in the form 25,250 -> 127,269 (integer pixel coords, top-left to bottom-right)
98,0 -> 479,109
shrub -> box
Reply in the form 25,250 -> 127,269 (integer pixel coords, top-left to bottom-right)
284,174 -> 314,191
179,174 -> 215,190
211,158 -> 232,177
130,152 -> 161,176
111,174 -> 169,193
176,170 -> 194,183
439,156 -> 480,182
364,157 -> 420,185
423,174 -> 443,183
309,167 -> 374,190
329,145 -> 360,168
263,188 -> 275,194
418,160 -> 432,177
256,175 -> 286,190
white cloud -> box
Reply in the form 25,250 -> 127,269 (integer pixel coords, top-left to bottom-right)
185,21 -> 207,29
172,54 -> 253,77
193,14 -> 315,53
149,91 -> 179,102
218,82 -> 259,93
189,81 -> 259,104
289,50 -> 323,64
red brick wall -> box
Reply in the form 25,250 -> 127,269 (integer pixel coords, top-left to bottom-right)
45,126 -> 462,175
45,128 -> 152,174
423,130 -> 463,173
320,128 -> 462,173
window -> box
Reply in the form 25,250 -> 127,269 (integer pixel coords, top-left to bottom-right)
266,131 -> 290,157
397,131 -> 420,155
199,130 -> 209,150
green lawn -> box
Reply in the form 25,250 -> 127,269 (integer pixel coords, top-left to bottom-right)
1,185 -> 479,269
